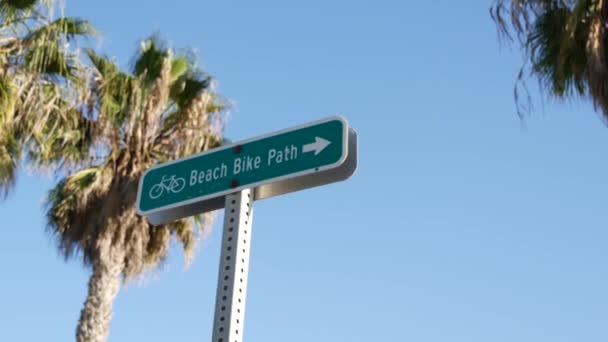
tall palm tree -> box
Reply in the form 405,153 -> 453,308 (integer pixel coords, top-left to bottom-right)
491,0 -> 608,121
0,3 -> 225,340
45,38 -> 226,342
0,0 -> 95,197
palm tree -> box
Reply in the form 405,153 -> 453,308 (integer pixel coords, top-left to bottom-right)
491,0 -> 608,121
45,37 -> 226,342
0,3 -> 225,340
0,0 -> 95,197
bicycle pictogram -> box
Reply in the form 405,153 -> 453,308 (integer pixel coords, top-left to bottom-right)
149,175 -> 186,199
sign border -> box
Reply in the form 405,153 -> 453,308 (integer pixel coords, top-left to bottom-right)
136,115 -> 350,216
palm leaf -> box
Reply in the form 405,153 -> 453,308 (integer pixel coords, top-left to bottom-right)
170,75 -> 211,108
46,167 -> 103,262
0,130 -> 20,199
86,48 -> 119,79
86,49 -> 135,125
0,0 -> 37,21
528,6 -> 588,97
24,17 -> 96,44
0,75 -> 18,197
133,38 -> 168,87
26,106 -> 94,168
24,41 -> 72,76
4,0 -> 37,10
490,0 -> 608,118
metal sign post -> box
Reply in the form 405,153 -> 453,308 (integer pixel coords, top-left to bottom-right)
136,116 -> 358,341
211,189 -> 254,342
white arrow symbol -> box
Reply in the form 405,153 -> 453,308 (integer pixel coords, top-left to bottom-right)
302,136 -> 331,155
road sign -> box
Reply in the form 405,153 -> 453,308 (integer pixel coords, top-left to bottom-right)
137,116 -> 357,224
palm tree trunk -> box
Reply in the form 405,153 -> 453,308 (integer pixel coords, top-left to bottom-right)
76,252 -> 123,342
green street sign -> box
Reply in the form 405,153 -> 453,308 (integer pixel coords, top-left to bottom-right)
137,116 -> 357,224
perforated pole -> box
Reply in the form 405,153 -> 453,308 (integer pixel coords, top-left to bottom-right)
211,189 -> 254,342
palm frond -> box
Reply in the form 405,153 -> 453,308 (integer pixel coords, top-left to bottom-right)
46,167 -> 105,262
86,48 -> 119,79
133,38 -> 169,87
144,225 -> 170,265
26,106 -> 95,169
86,49 -> 135,126
24,41 -> 72,76
170,56 -> 189,81
0,131 -> 20,199
0,73 -> 19,198
170,74 -> 211,109
3,0 -> 37,10
528,6 -> 588,97
489,0 -> 608,119
24,17 -> 96,44
0,0 -> 38,22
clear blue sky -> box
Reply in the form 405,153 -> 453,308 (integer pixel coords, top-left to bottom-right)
1,1 -> 607,341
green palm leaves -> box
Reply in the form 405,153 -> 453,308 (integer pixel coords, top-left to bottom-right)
0,1 -> 94,197
0,76 -> 17,197
0,0 -> 39,22
492,0 -> 608,120
528,5 -> 589,97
